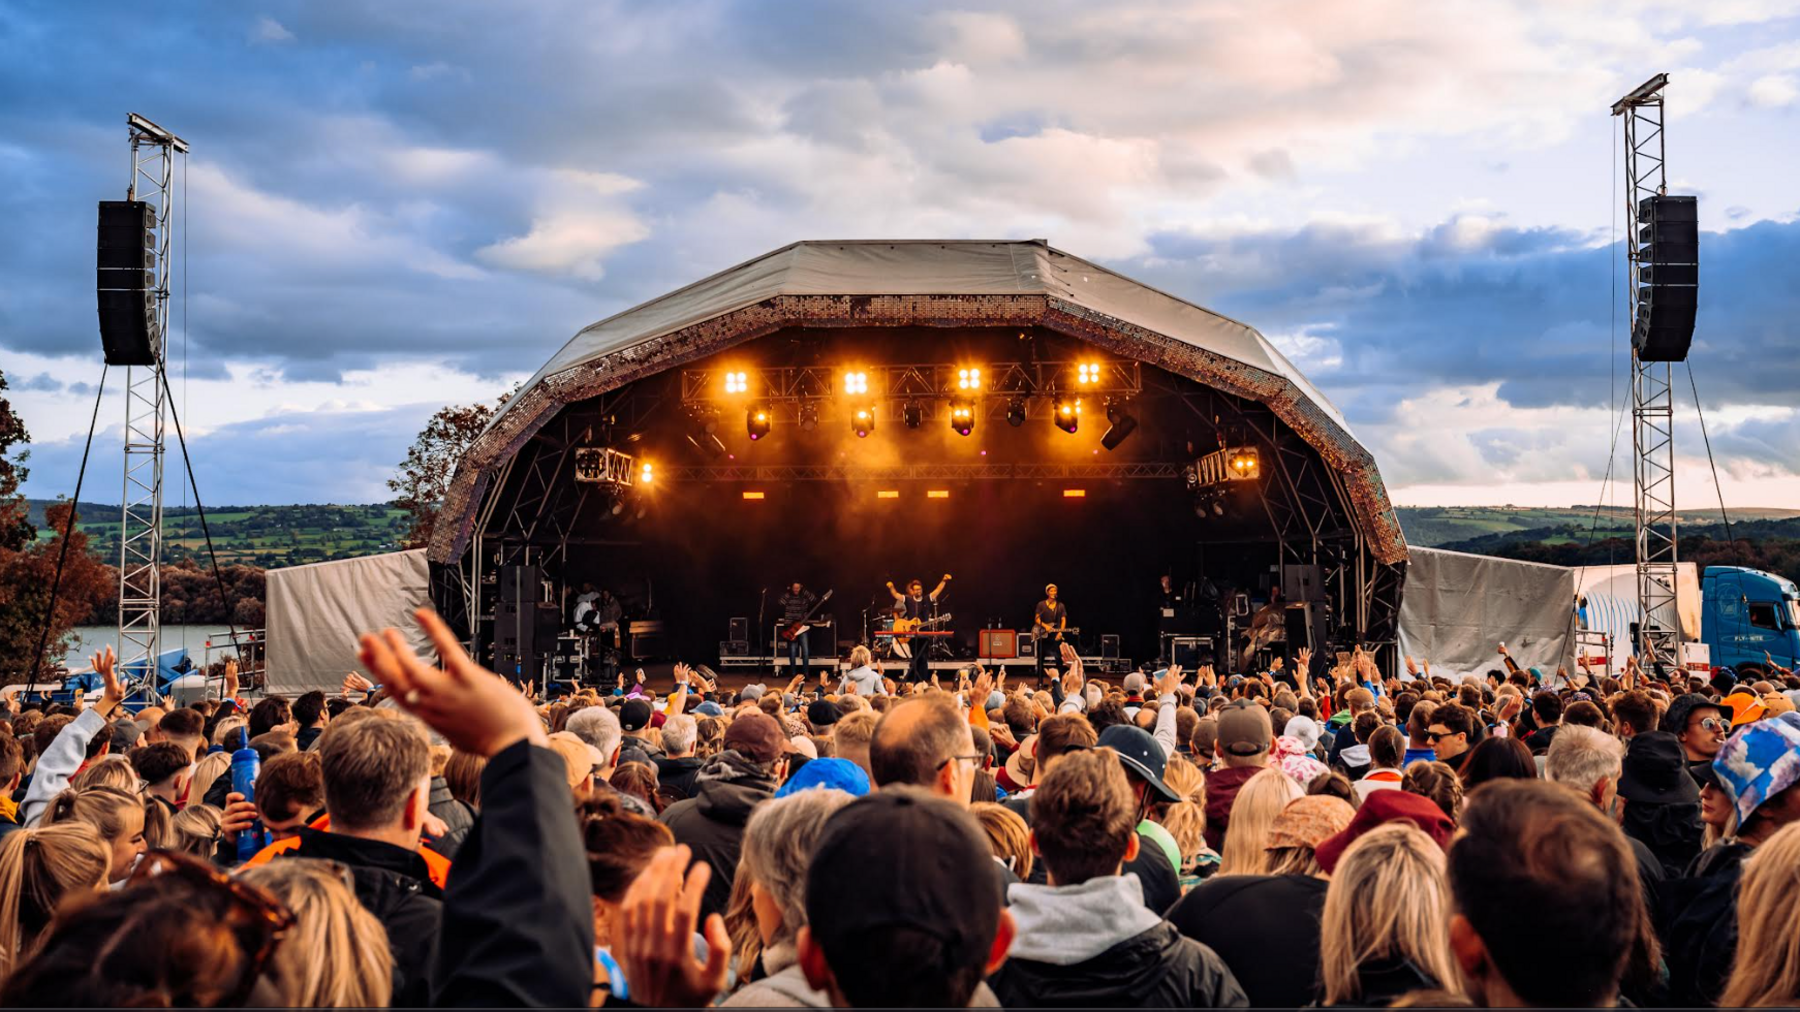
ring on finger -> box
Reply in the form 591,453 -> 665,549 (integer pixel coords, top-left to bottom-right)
404,689 -> 421,706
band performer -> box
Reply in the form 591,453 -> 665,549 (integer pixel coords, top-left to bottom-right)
1033,583 -> 1068,681
777,582 -> 819,679
886,574 -> 951,684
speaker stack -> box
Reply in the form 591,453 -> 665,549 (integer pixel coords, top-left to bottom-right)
1634,195 -> 1699,362
96,200 -> 159,366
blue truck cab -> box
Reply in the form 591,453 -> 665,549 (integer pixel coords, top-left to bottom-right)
1701,566 -> 1800,677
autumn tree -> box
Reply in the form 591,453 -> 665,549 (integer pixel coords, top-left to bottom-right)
0,369 -> 31,552
389,391 -> 511,549
0,500 -> 117,679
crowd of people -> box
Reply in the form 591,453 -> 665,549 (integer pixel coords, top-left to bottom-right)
2,618 -> 1800,1008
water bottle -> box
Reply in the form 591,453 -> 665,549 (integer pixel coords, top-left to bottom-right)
231,744 -> 264,863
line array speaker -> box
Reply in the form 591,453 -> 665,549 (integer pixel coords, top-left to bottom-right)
96,200 -> 158,366
1634,195 -> 1698,362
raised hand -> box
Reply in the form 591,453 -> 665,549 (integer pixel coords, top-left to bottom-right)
615,845 -> 731,1008
342,671 -> 374,696
989,723 -> 1017,750
92,646 -> 123,717
224,657 -> 240,699
1155,664 -> 1183,699
1405,655 -> 1419,677
358,608 -> 548,758
1295,648 -> 1312,676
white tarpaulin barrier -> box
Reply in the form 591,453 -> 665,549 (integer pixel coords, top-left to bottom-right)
265,550 -> 431,695
1398,547 -> 1576,678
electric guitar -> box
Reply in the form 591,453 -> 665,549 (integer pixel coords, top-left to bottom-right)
779,589 -> 834,642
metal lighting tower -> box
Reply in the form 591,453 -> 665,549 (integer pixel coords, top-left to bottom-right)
117,114 -> 187,678
1612,76 -> 1680,662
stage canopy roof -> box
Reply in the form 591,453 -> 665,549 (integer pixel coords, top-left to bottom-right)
430,239 -> 1405,565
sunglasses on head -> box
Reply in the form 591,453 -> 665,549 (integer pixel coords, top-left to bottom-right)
127,850 -> 295,1005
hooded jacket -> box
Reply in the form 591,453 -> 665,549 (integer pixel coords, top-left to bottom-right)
989,875 -> 1247,1008
1336,742 -> 1371,777
1660,840 -> 1752,1007
653,753 -> 706,800
1201,764 -> 1263,852
659,750 -> 776,920
1166,872 -> 1329,1008
427,775 -> 476,860
278,825 -> 444,1007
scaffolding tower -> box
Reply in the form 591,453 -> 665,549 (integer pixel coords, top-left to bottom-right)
1612,76 -> 1681,662
117,114 -> 187,678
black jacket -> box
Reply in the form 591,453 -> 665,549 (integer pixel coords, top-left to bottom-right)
296,725 -> 324,752
426,776 -> 476,861
653,754 -> 706,800
280,826 -> 444,1007
432,740 -> 594,1007
1659,840 -> 1751,1008
989,920 -> 1247,1008
1312,957 -> 1440,1008
659,750 -> 776,920
1166,873 -> 1329,1008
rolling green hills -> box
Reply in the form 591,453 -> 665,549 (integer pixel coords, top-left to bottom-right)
28,500 -> 412,568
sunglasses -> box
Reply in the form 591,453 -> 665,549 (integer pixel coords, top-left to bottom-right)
1425,730 -> 1460,742
1693,716 -> 1726,732
128,850 -> 295,1005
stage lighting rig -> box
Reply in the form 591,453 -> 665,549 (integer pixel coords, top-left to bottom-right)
1077,361 -> 1102,386
1229,448 -> 1260,480
746,405 -> 771,441
722,371 -> 749,395
949,397 -> 975,436
686,411 -> 727,459
639,462 -> 654,484
852,405 -> 876,438
843,370 -> 869,395
574,447 -> 637,485
957,367 -> 982,391
1100,398 -> 1137,451
1006,396 -> 1027,427
797,401 -> 819,431
1054,396 -> 1081,434
903,401 -> 925,429
1195,446 -> 1261,485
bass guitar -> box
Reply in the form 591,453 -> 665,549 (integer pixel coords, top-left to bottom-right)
779,589 -> 834,642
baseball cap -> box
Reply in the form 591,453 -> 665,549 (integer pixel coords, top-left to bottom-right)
1265,795 -> 1355,852
695,700 -> 725,717
776,756 -> 870,798
617,745 -> 654,770
1721,691 -> 1769,728
1096,724 -> 1181,803
545,731 -> 603,788
1715,711 -> 1800,826
1282,715 -> 1322,752
804,789 -> 1000,984
807,699 -> 841,727
1217,699 -> 1273,757
1315,788 -> 1457,873
1123,672 -> 1146,695
620,699 -> 653,733
786,735 -> 819,760
985,690 -> 1005,712
740,684 -> 766,702
724,712 -> 786,765
1617,731 -> 1701,805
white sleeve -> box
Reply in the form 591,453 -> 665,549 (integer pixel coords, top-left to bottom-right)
1153,692 -> 1179,760
22,707 -> 108,827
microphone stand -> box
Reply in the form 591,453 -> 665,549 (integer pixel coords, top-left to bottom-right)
757,588 -> 768,678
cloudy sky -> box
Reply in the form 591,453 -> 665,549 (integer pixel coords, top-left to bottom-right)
6,0 -> 1799,509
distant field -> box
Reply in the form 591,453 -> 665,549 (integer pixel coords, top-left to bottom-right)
28,501 -> 412,568
1394,505 -> 1800,547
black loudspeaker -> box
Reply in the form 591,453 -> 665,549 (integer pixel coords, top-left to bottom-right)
1634,195 -> 1698,362
1100,634 -> 1120,660
729,617 -> 749,642
498,565 -> 541,603
96,201 -> 157,366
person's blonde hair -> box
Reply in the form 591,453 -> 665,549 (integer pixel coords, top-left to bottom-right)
1319,822 -> 1459,1004
210,716 -> 247,748
238,860 -> 394,1007
740,789 -> 855,949
168,803 -> 224,857
723,858 -> 762,981
1218,767 -> 1302,876
71,755 -> 139,793
1721,821 -> 1800,1007
1161,753 -> 1204,804
0,822 -> 110,980
971,802 -> 1034,881
40,786 -> 153,880
849,645 -> 873,668
188,750 -> 232,805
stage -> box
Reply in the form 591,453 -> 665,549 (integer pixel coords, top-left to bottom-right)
426,241 -> 1409,684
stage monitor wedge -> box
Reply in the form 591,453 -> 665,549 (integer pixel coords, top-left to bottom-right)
96,200 -> 158,366
1633,194 -> 1699,363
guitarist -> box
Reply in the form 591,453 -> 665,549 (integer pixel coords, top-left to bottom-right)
778,582 -> 820,679
1034,583 -> 1069,683
886,574 -> 952,684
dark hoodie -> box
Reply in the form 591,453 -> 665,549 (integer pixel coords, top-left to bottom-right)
653,753 -> 706,800
1201,765 -> 1264,852
658,750 -> 776,920
1620,800 -> 1702,879
988,875 -> 1247,1008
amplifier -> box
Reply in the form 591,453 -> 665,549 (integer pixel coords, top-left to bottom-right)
1018,635 -> 1035,658
720,640 -> 750,657
1171,636 -> 1214,669
729,617 -> 749,642
979,629 -> 1018,659
1100,634 -> 1120,660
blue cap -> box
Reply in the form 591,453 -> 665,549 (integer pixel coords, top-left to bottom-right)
1715,710 -> 1800,825
985,690 -> 1005,711
775,757 -> 870,799
695,701 -> 724,717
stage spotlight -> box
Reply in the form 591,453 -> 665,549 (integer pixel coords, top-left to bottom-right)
852,405 -> 875,438
746,405 -> 771,441
722,370 -> 749,395
639,462 -> 654,484
957,367 -> 982,391
1100,399 -> 1137,451
903,401 -> 924,429
798,401 -> 819,431
1006,396 -> 1027,427
843,370 -> 869,395
949,397 -> 975,436
1229,448 -> 1260,480
1077,361 -> 1102,386
1053,397 -> 1081,434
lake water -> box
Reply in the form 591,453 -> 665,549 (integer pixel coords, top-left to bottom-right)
63,625 -> 238,671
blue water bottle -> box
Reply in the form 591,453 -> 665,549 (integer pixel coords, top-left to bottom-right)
231,740 -> 264,863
